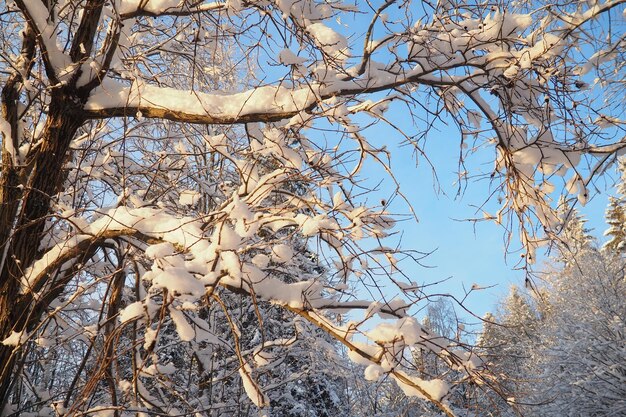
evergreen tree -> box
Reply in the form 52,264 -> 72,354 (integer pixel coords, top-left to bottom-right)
526,248 -> 626,417
477,287 -> 542,416
556,197 -> 594,262
603,196 -> 626,252
603,159 -> 626,253
482,240 -> 626,416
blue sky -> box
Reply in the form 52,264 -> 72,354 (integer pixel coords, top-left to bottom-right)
352,100 -> 616,324
257,2 -> 623,327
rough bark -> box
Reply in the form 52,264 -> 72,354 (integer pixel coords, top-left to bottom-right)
0,93 -> 85,407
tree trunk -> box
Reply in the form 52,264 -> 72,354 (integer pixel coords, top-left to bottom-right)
0,94 -> 84,408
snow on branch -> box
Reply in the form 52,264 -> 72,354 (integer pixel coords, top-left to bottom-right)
17,202 -> 475,414
84,79 -> 322,124
14,0 -> 72,82
117,0 -> 227,19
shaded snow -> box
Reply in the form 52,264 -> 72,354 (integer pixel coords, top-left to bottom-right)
1,330 -> 28,346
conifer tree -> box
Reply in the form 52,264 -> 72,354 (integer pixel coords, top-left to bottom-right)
473,286 -> 551,416
556,197 -> 594,262
481,226 -> 626,416
603,159 -> 626,253
603,196 -> 626,252
525,248 -> 626,417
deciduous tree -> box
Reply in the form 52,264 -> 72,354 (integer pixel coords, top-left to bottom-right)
0,0 -> 624,415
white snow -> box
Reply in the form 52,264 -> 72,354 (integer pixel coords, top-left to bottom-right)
228,195 -> 256,237
117,0 -> 187,15
35,336 -> 54,348
145,242 -> 176,259
0,115 -> 16,164
119,0 -> 225,15
251,253 -> 270,268
149,267 -> 206,297
278,49 -> 307,66
392,371 -> 449,402
119,301 -> 145,323
366,316 -> 425,345
21,206 -> 213,292
213,223 -> 241,251
143,327 -> 158,350
295,214 -> 340,236
22,1 -> 72,77
239,362 -> 268,407
118,379 -> 132,393
307,23 -> 349,61
21,235 -> 87,293
2,330 -> 29,346
85,79 -> 320,122
169,306 -> 195,341
271,244 -> 293,263
179,190 -> 202,206
364,364 -> 384,381
346,341 -> 382,366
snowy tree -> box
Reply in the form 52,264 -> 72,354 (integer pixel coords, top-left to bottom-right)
604,159 -> 626,252
471,313 -> 512,417
555,196 -> 595,262
0,0 -> 625,416
603,196 -> 626,251
475,287 -> 542,416
481,220 -> 626,416
522,248 -> 626,417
